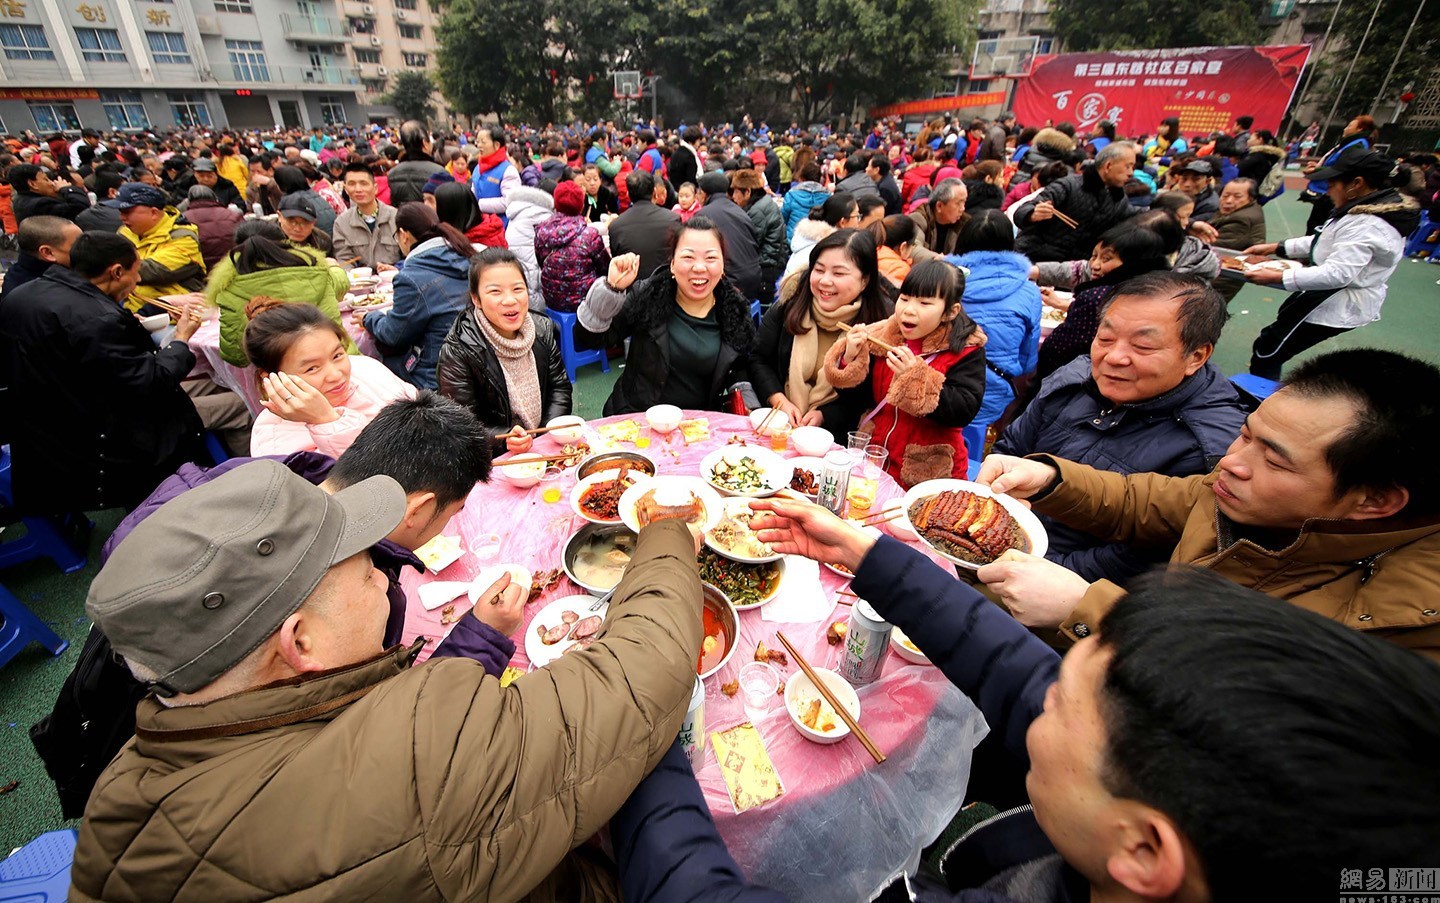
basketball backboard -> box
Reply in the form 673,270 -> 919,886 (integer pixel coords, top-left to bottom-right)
970,36 -> 1040,80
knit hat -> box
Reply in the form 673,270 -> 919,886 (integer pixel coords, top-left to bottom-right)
422,170 -> 455,195
553,180 -> 585,215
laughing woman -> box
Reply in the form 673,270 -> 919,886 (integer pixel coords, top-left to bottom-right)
577,216 -> 756,415
436,248 -> 572,453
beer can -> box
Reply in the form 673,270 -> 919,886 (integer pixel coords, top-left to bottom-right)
677,675 -> 706,771
838,599 -> 892,686
817,450 -> 853,516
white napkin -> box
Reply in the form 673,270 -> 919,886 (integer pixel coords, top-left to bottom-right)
418,581 -> 471,611
761,555 -> 834,624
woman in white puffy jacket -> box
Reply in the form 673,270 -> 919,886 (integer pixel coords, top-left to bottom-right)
503,185 -> 556,311
1244,148 -> 1420,380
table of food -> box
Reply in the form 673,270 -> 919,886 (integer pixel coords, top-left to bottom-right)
184,268 -> 388,415
397,409 -> 1049,900
1215,249 -> 1305,280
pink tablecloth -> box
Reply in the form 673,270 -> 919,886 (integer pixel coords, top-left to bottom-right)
399,412 -> 988,901
187,292 -> 384,415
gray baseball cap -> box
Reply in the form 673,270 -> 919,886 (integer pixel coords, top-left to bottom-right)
87,460 -> 406,695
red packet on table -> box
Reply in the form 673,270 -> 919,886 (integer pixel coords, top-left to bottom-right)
710,722 -> 786,813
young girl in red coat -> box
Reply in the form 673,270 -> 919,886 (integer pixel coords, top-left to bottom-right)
824,258 -> 987,487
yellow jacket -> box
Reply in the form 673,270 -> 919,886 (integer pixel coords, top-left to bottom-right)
119,206 -> 207,312
216,153 -> 249,201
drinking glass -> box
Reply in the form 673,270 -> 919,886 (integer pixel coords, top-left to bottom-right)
540,465 -> 564,504
738,661 -> 781,715
846,430 -> 870,465
863,444 -> 889,478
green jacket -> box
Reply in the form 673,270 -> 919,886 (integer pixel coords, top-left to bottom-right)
775,145 -> 794,185
205,244 -> 352,366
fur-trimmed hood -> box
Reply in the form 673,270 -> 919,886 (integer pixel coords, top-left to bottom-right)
1245,145 -> 1286,160
623,270 -> 756,352
1032,127 -> 1077,155
1340,188 -> 1422,239
505,185 -> 555,216
792,218 -> 835,247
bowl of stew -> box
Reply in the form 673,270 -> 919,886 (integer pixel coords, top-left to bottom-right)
698,583 -> 740,681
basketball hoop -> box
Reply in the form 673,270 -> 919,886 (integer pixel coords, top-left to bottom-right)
612,70 -> 643,101
970,36 -> 1040,80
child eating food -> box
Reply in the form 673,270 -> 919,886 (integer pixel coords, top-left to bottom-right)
823,259 -> 986,487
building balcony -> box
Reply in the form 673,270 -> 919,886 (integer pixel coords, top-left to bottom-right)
280,13 -> 352,44
211,63 -> 362,87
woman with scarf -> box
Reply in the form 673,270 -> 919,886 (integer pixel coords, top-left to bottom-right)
471,126 -> 521,219
436,247 -> 571,453
1301,115 -> 1375,234
1142,117 -> 1188,164
751,229 -> 895,432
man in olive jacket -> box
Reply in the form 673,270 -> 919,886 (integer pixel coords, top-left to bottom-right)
72,459 -> 704,901
975,349 -> 1440,664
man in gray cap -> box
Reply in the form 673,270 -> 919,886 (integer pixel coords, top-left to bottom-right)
71,459 -> 706,902
190,156 -> 243,208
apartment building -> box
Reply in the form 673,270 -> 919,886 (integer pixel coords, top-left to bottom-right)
341,0 -> 445,122
0,0 -> 366,133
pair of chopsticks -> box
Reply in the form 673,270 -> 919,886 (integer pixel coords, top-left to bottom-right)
505,452 -> 580,465
147,298 -> 187,317
836,321 -> 898,354
859,508 -> 904,527
1050,208 -> 1080,229
775,631 -> 885,764
754,407 -> 781,435
521,423 -> 575,437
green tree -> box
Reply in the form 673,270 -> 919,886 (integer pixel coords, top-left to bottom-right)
435,0 -> 556,123
1050,0 -> 1267,52
1301,0 -> 1439,133
381,70 -> 436,123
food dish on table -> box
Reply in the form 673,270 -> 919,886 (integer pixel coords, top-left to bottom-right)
545,415 -> 587,444
555,442 -> 590,468
495,455 -> 547,487
618,477 -> 723,534
698,548 -> 783,608
525,595 -> 609,666
678,418 -> 710,443
563,523 -> 636,594
701,447 -> 792,498
785,668 -> 861,744
414,534 -> 464,572
571,468 -> 650,524
698,583 -> 739,679
596,419 -> 642,443
786,455 -> 826,499
890,627 -> 931,665
576,450 -> 656,479
902,479 -> 1048,569
704,499 -> 781,563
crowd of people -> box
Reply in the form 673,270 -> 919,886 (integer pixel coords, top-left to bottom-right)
1,110 -> 1438,901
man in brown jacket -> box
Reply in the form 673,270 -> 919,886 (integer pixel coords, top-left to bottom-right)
976,348 -> 1440,663
72,459 -> 704,901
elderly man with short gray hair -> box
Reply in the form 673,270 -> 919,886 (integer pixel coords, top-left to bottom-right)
1015,141 -> 1139,262
908,177 -> 970,259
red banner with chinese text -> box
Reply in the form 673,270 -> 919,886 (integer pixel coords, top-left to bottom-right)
869,92 -> 1007,120
1012,45 -> 1310,136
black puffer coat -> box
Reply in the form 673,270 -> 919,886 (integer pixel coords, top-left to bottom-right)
386,159 -> 446,207
1014,167 -> 1137,262
435,309 -> 572,449
584,272 -> 755,415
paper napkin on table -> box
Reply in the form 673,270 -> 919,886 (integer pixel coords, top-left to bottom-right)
417,581 -> 471,611
711,722 -> 786,813
761,555 -> 833,623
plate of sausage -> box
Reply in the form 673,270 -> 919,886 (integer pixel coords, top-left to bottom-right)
524,594 -> 610,667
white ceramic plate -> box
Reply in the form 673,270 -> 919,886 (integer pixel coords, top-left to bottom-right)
704,498 -> 782,564
698,550 -> 784,610
525,595 -> 609,667
890,627 -> 931,665
569,470 -> 652,525
699,446 -> 793,499
821,525 -> 881,578
899,479 -> 1048,571
618,476 -> 723,534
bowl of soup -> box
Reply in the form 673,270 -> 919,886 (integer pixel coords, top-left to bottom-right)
563,522 -> 638,595
699,583 -> 739,681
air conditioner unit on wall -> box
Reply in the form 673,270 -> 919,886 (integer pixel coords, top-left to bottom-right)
370,34 -> 381,45
362,4 -> 375,12
395,10 -> 406,20
194,15 -> 221,34
377,66 -> 387,75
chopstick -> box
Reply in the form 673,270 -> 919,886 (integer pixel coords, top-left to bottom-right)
1051,209 -> 1079,229
836,321 -> 898,354
754,406 -> 780,436
505,452 -> 581,465
775,630 -> 885,764
859,508 -> 905,526
521,424 -> 572,437
148,299 -> 185,317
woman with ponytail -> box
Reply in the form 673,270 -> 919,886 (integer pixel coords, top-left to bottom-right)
245,297 -> 415,457
356,201 -> 477,389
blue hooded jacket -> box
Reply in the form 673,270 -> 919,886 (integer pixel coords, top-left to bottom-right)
947,250 -> 1043,427
780,181 -> 831,242
363,237 -> 471,390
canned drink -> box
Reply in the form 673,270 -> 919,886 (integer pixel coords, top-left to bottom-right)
817,450 -> 853,516
839,599 -> 892,685
677,675 -> 706,771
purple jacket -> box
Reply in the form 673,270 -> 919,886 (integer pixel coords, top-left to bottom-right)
534,213 -> 609,312
103,452 -> 515,676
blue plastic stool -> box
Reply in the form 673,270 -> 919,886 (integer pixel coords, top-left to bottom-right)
205,432 -> 231,465
1404,211 -> 1438,258
0,584 -> 67,668
1231,373 -> 1280,402
961,422 -> 988,481
545,309 -> 610,383
0,828 -> 77,901
750,299 -> 762,328
0,448 -> 89,575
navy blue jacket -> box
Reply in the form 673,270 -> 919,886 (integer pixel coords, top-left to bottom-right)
611,536 -> 1078,902
994,357 -> 1245,584
364,239 -> 471,390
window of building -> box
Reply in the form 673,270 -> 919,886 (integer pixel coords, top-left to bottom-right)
1,24 -> 55,61
168,92 -> 212,127
215,0 -> 254,12
76,28 -> 126,63
1035,36 -> 1055,54
398,23 -> 422,39
146,31 -> 190,64
350,17 -> 374,33
362,77 -> 387,93
969,79 -> 991,93
401,51 -> 426,67
318,95 -> 346,125
395,0 -> 418,8
29,103 -> 81,131
355,48 -> 380,63
101,91 -> 149,129
225,38 -> 269,81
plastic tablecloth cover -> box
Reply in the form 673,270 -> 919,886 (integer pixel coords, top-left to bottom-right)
399,411 -> 990,901
186,290 -> 382,415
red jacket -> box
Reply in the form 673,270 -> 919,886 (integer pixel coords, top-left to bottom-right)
465,214 -> 508,249
0,183 -> 16,234
823,314 -> 987,488
901,163 -> 939,204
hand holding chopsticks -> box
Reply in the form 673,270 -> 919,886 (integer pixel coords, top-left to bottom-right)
837,321 -> 898,354
775,631 -> 885,764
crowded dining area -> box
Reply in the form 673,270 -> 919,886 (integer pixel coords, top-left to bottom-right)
0,112 -> 1438,902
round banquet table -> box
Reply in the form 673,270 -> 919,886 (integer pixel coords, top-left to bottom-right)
398,412 -> 989,902
183,289 -> 386,415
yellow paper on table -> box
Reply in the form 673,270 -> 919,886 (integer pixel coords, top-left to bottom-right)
597,419 -> 642,444
710,722 -> 786,813
679,418 -> 710,444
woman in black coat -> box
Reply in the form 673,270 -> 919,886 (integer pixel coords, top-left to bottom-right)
577,216 -> 756,415
750,228 -> 892,434
436,248 -> 572,452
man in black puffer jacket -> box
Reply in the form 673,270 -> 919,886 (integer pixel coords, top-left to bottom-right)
1014,142 -> 1138,262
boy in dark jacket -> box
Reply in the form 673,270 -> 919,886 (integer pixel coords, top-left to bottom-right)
610,501 -> 1440,902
